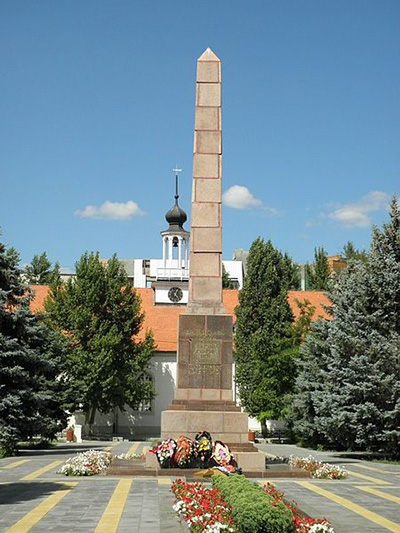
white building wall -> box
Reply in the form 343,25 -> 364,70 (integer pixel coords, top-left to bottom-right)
82,352 -> 268,439
133,260 -> 146,288
222,260 -> 243,289
87,354 -> 176,439
154,287 -> 189,304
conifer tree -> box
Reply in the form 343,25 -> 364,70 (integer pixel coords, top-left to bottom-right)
45,252 -> 155,431
284,255 -> 301,290
305,247 -> 331,290
291,198 -> 400,456
342,241 -> 368,263
234,238 -> 299,433
0,240 -> 68,455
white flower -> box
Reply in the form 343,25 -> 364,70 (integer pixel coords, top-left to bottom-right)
308,525 -> 335,533
288,454 -> 347,479
57,449 -> 112,476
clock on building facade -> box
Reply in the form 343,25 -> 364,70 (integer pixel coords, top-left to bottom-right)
168,287 -> 183,303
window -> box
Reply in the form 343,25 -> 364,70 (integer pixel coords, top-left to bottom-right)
134,373 -> 153,412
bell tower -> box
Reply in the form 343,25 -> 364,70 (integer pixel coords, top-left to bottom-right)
161,168 -> 190,272
153,169 -> 190,304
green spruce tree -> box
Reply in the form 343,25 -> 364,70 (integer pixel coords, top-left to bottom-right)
45,252 -> 155,431
234,238 -> 299,434
0,240 -> 68,455
291,198 -> 400,456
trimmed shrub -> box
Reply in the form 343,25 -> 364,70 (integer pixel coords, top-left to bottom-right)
212,474 -> 294,532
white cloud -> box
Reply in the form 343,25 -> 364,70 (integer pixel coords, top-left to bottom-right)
327,191 -> 389,228
75,200 -> 145,220
222,185 -> 262,210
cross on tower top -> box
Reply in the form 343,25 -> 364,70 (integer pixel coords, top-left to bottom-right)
173,166 -> 182,199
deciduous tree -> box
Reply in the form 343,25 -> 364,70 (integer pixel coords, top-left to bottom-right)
234,238 -> 300,434
25,252 -> 60,285
45,252 -> 155,431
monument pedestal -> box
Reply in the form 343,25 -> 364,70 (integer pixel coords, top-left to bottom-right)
158,313 -> 265,471
161,409 -> 248,444
160,409 -> 266,470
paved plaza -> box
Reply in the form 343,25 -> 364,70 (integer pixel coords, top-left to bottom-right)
0,441 -> 399,532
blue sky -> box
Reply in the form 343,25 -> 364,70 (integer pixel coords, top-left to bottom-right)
1,1 -> 400,271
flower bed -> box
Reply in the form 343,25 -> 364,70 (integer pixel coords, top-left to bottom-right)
212,474 -> 293,532
264,483 -> 334,532
57,449 -> 112,476
172,475 -> 335,532
171,478 -> 235,532
288,455 -> 348,480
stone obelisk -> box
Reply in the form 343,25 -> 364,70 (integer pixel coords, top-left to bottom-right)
159,49 -> 264,470
187,47 -> 224,316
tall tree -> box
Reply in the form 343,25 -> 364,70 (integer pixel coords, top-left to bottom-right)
291,198 -> 400,456
305,247 -> 330,290
25,252 -> 56,284
45,252 -> 155,430
0,240 -> 68,455
284,255 -> 301,290
234,238 -> 300,433
342,241 -> 368,263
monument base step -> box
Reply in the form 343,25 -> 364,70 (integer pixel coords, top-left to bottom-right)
226,442 -> 259,452
107,456 -> 309,478
161,409 -> 249,444
234,451 -> 266,471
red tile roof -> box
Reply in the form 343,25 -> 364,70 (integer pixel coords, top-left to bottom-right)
29,285 -> 51,314
287,291 -> 332,321
134,289 -> 241,352
29,286 -> 331,352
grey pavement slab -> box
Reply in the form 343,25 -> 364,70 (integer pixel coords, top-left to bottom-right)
31,480 -> 119,532
0,440 -> 399,532
268,481 -> 389,533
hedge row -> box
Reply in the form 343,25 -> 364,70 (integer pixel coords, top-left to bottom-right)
212,473 -> 294,532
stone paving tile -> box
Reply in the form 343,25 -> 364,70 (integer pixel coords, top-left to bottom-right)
1,459 -> 58,483
1,441 -> 400,532
0,481 -> 74,531
267,481 -> 389,533
318,482 -> 400,526
258,443 -> 400,473
30,480 -> 119,532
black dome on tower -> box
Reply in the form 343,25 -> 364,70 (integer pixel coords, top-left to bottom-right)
165,201 -> 187,228
165,172 -> 187,231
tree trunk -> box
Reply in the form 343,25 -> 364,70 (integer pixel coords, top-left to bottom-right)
85,405 -> 97,436
260,419 -> 268,438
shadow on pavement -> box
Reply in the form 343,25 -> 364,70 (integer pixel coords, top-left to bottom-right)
16,444 -> 112,458
0,481 -> 75,506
